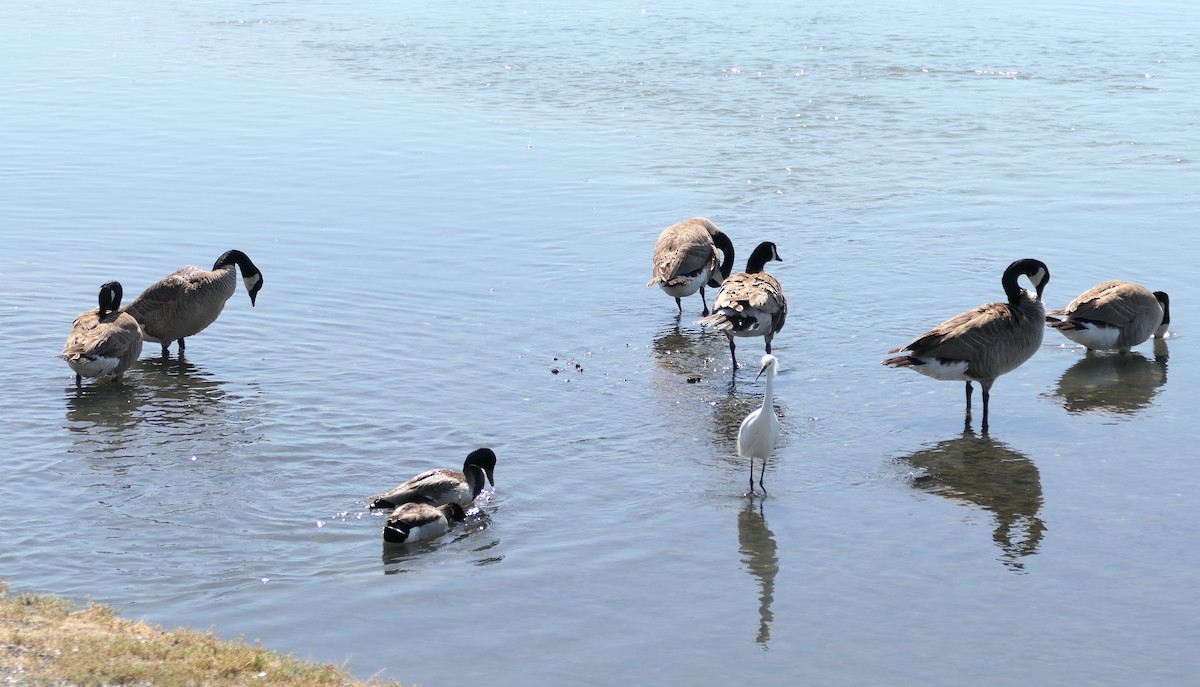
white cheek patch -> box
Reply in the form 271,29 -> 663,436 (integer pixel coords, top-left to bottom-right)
243,274 -> 262,291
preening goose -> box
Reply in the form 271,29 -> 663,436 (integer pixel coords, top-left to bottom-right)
123,249 -> 264,355
883,258 -> 1050,432
368,448 -> 497,510
1045,281 -> 1169,352
383,502 -> 467,544
61,281 -> 144,385
648,218 -> 736,317
696,241 -> 786,369
738,354 -> 781,495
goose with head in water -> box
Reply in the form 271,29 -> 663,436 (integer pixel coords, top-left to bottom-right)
647,218 -> 736,317
1045,281 -> 1169,353
696,241 -> 786,369
738,354 -> 781,495
883,258 -> 1050,433
61,281 -> 144,385
368,447 -> 497,510
123,249 -> 264,355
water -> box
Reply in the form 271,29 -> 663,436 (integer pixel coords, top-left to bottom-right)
3,0 -> 1199,684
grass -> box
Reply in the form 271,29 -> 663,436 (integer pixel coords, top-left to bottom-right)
0,583 -> 404,687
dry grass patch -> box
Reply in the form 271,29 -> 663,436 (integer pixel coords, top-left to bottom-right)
0,583 -> 403,687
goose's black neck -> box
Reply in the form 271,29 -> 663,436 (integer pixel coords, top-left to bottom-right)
1154,291 -> 1170,325
745,241 -> 781,274
1001,258 -> 1049,304
713,231 -> 736,280
97,281 -> 123,319
213,249 -> 260,276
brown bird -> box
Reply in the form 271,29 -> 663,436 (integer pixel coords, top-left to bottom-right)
368,448 -> 497,510
648,218 -> 736,317
61,281 -> 144,385
1045,281 -> 1169,353
883,258 -> 1050,432
382,502 -> 467,545
696,241 -> 786,369
123,249 -> 264,355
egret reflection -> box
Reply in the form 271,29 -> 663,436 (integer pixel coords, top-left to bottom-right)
1049,340 -> 1168,417
738,500 -> 778,649
902,430 -> 1045,572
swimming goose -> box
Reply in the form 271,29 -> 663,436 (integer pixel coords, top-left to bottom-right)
383,502 -> 467,544
368,447 -> 497,510
1045,281 -> 1169,352
648,218 -> 736,317
696,241 -> 786,369
61,281 -> 144,384
883,258 -> 1050,432
123,249 -> 264,354
738,354 -> 781,495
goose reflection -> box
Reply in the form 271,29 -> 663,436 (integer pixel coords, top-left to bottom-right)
65,356 -> 240,469
738,500 -> 778,649
651,323 -> 717,378
902,430 -> 1045,572
1049,339 -> 1168,417
65,355 -> 229,429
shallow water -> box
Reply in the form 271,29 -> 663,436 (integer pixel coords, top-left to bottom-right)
3,0 -> 1200,684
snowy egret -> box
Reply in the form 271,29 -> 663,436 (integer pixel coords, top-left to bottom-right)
1045,281 -> 1169,352
883,258 -> 1050,433
122,249 -> 264,355
696,241 -> 786,369
61,281 -> 144,385
368,447 -> 497,509
738,354 -> 781,495
647,218 -> 736,317
382,502 -> 466,544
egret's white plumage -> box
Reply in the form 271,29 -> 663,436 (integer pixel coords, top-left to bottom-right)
738,354 -> 781,494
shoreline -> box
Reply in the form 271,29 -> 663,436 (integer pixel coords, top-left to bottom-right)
0,583 -> 402,687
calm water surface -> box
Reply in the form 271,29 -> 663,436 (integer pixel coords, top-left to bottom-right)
3,1 -> 1199,685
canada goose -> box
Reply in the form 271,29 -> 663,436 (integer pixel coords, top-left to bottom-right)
1045,281 -> 1169,352
883,258 -> 1051,432
696,241 -> 786,369
648,218 -> 736,316
123,249 -> 264,354
368,447 -> 497,509
738,354 -> 781,495
61,281 -> 144,385
382,502 -> 467,544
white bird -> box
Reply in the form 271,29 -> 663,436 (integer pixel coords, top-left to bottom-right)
60,281 -> 144,385
1045,281 -> 1169,352
382,502 -> 466,544
738,354 -> 781,495
367,448 -> 497,510
647,218 -> 736,316
883,258 -> 1050,433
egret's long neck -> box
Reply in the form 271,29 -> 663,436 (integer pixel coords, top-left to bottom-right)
761,365 -> 776,410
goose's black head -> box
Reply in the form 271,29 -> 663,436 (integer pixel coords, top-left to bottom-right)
745,241 -> 782,274
441,503 -> 468,523
1002,258 -> 1050,303
463,447 -> 497,488
214,249 -> 265,306
97,281 -> 123,319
